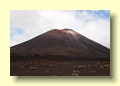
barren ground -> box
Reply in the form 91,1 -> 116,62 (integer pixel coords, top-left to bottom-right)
10,60 -> 110,76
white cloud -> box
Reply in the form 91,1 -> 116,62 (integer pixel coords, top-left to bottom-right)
10,10 -> 110,48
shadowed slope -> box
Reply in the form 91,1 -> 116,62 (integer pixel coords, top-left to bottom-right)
11,29 -> 110,59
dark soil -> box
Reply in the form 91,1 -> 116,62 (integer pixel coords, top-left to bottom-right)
10,54 -> 110,76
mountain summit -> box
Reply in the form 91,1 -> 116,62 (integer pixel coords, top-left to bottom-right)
11,29 -> 110,59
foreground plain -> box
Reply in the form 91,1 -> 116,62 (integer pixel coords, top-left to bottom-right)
10,54 -> 110,76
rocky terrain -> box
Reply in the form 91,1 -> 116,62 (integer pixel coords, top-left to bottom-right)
10,29 -> 110,76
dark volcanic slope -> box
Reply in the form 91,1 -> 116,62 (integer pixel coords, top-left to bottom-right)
11,29 -> 110,58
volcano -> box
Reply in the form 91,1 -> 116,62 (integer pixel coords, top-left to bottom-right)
10,28 -> 110,60
10,28 -> 110,76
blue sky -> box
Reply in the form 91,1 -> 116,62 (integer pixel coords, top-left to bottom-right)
76,10 -> 110,21
10,28 -> 23,38
85,10 -> 110,19
10,10 -> 110,48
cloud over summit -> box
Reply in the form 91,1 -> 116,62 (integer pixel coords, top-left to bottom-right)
10,10 -> 110,48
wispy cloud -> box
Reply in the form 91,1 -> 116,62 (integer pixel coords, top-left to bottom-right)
10,10 -> 110,48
